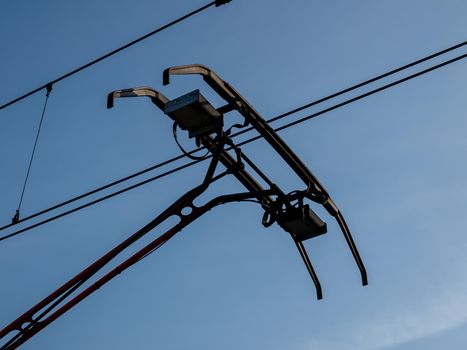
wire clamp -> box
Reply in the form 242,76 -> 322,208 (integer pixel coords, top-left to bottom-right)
45,83 -> 53,97
215,0 -> 232,7
12,210 -> 20,224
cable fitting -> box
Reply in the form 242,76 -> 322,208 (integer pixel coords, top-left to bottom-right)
215,0 -> 232,7
45,83 -> 53,97
12,210 -> 20,224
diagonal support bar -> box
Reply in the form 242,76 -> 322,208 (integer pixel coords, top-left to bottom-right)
1,190 -> 273,350
108,84 -> 327,299
0,136 -> 228,348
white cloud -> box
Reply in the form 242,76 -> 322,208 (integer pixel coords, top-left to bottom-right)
302,287 -> 467,350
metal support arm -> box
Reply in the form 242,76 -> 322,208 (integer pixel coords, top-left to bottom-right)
0,136 -> 227,349
1,64 -> 356,348
163,64 -> 367,286
107,85 -> 334,299
0,188 -> 275,350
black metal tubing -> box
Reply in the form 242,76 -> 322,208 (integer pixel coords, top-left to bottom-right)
0,137 -> 227,348
163,64 -> 329,200
108,87 -> 325,296
163,64 -> 367,286
3,133 -> 291,349
107,87 -> 169,110
295,241 -> 322,299
1,187 -> 276,350
4,49 -> 466,238
200,136 -> 326,299
3,76 -> 333,346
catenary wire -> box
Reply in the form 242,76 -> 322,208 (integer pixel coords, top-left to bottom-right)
0,1 -> 229,111
1,51 -> 465,242
239,52 -> 467,146
0,152 -> 189,231
0,40 -> 465,233
231,40 -> 467,139
0,159 -> 201,242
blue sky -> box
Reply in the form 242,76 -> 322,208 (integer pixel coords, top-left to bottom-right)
1,1 -> 467,349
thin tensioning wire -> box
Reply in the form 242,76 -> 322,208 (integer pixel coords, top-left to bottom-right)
13,84 -> 53,224
0,160 -> 201,242
1,51 -> 466,242
1,39 -> 465,232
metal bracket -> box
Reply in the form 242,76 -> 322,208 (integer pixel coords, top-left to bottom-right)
163,64 -> 367,286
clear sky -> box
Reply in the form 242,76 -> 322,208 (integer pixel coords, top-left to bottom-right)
1,1 -> 467,349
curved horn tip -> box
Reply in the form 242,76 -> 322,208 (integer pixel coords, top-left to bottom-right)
106,92 -> 115,109
361,272 -> 368,286
162,68 -> 171,86
316,288 -> 323,300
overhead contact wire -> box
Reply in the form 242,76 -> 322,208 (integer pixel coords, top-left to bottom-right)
0,1 -> 228,111
0,160 -> 201,242
1,48 -> 466,241
2,40 -> 465,233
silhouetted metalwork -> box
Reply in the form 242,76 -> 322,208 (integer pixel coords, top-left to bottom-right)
1,64 -> 367,349
162,64 -> 367,286
2,46 -> 466,239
